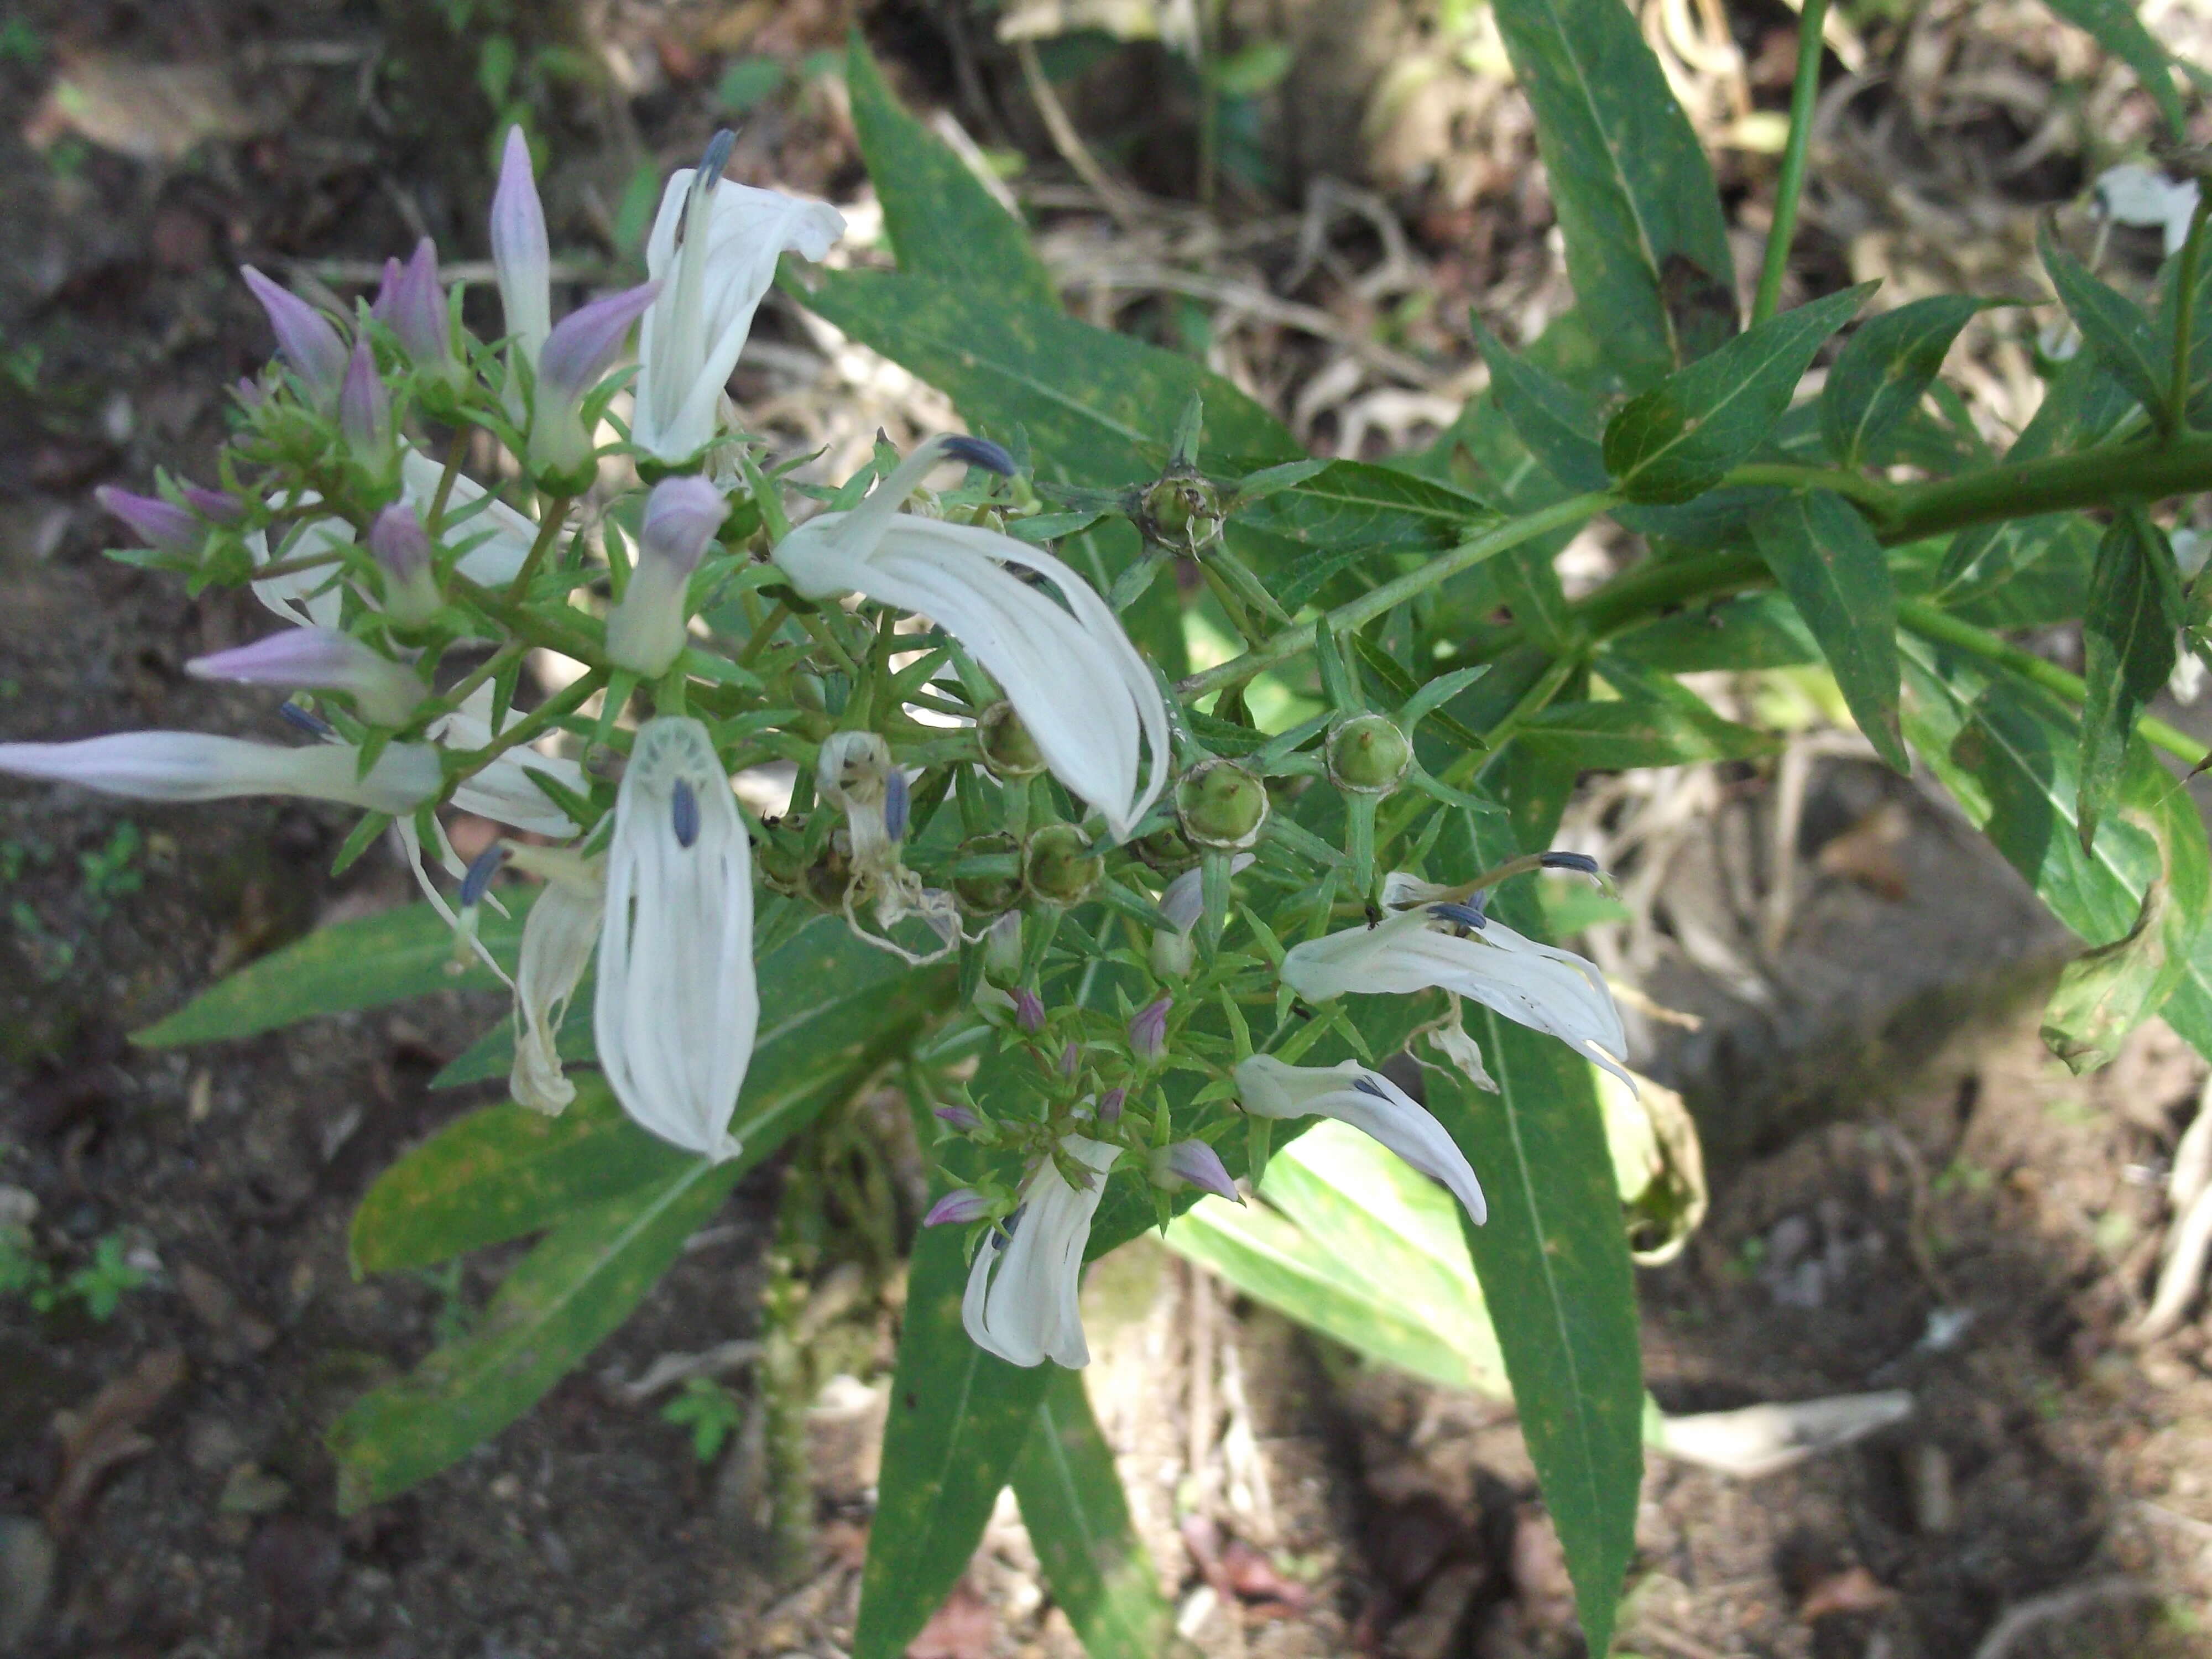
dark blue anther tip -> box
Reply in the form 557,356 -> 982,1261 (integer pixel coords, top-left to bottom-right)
1428,899 -> 1489,931
1352,1074 -> 1390,1099
697,128 -> 737,186
671,778 -> 701,849
278,702 -> 335,738
941,435 -> 1016,477
460,843 -> 507,908
1539,851 -> 1600,877
994,1203 -> 1027,1249
883,768 -> 910,844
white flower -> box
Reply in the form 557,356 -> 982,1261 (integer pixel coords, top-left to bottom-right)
1235,1053 -> 1486,1225
594,716 -> 757,1161
773,437 -> 1170,840
0,731 -> 440,813
1281,883 -> 1631,1088
962,1135 -> 1121,1368
633,146 -> 844,463
504,847 -> 606,1115
2094,162 -> 2201,256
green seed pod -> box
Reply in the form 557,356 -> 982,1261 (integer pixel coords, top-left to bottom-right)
1175,758 -> 1269,852
1139,471 -> 1223,552
978,702 -> 1046,779
1326,713 -> 1413,794
953,831 -> 1024,916
1130,822 -> 1199,875
791,672 -> 828,714
1024,822 -> 1102,905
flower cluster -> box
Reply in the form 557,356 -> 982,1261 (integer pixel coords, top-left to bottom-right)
0,129 -> 1631,1373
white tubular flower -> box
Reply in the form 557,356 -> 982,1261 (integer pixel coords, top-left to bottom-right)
429,685 -> 587,840
1280,888 -> 1631,1089
2094,162 -> 2201,256
594,716 -> 757,1161
1235,1054 -> 1486,1226
961,1135 -> 1121,1368
491,126 -> 552,367
0,732 -> 440,814
187,628 -> 426,728
633,137 -> 845,464
606,476 -> 724,676
772,436 -> 1169,840
504,847 -> 606,1116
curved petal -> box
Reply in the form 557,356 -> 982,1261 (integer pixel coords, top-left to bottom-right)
963,1136 -> 1120,1368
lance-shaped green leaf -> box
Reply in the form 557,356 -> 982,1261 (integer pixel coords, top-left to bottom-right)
2039,221 -> 2169,425
2040,0 -> 2186,138
1609,592 -> 1820,674
132,895 -> 531,1047
1603,284 -> 1875,504
1009,1369 -> 1175,1659
2079,510 -> 2183,851
1229,459 -> 1496,557
1490,0 -> 1736,383
844,30 -> 1057,309
1821,295 -> 1991,468
1750,490 -> 1909,773
1472,319 -> 1609,492
1519,687 -> 1778,770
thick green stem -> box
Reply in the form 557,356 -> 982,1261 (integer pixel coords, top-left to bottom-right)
448,572 -> 607,667
1752,0 -> 1830,327
1876,434 -> 2212,542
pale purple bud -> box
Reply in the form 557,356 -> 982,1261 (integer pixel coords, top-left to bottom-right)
182,485 -> 242,523
1058,1041 -> 1079,1077
528,282 -> 659,483
187,628 -> 426,728
233,376 -> 266,409
923,1188 -> 992,1227
339,337 -> 393,467
96,486 -> 199,554
240,266 -> 348,407
369,504 -> 441,626
639,475 -> 724,576
1129,995 -> 1171,1063
934,1104 -> 980,1132
374,238 -> 456,378
491,127 -> 552,364
1097,1087 -> 1126,1124
1014,988 -> 1045,1033
1152,1140 -> 1240,1203
606,472 -> 719,676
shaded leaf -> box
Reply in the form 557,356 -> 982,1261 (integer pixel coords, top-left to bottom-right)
1472,319 -> 1609,492
2040,0 -> 2186,138
1519,688 -> 1777,769
2079,511 -> 2182,849
1750,490 -> 1908,771
1821,296 -> 1990,468
2039,220 -> 2169,424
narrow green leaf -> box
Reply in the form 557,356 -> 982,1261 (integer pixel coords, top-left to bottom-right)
1821,295 -> 1990,467
1750,490 -> 1909,772
1519,690 -> 1778,769
1231,458 -> 1496,550
1471,319 -> 1609,492
1608,593 -> 1820,674
1603,284 -> 1875,504
844,32 -> 1058,309
1491,0 -> 1736,383
1010,1368 -> 1175,1658
133,895 -> 531,1047
2079,511 -> 2182,849
2038,221 -> 2169,424
2039,0 -> 2186,138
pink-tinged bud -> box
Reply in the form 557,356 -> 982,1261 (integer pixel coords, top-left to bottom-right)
239,266 -> 348,408
369,504 -> 441,627
1014,988 -> 1046,1034
607,473 -> 724,676
934,1104 -> 980,1132
1152,1140 -> 1240,1202
187,628 -> 426,728
96,486 -> 199,554
527,282 -> 659,485
1058,1041 -> 1079,1077
924,1189 -> 993,1227
234,376 -> 267,409
374,238 -> 458,381
339,337 -> 394,470
181,484 -> 242,523
1097,1087 -> 1126,1124
491,127 -> 552,366
1129,995 -> 1171,1063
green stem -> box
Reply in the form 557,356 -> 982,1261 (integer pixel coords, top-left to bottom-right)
1725,462 -> 1897,514
504,497 -> 573,603
1876,434 -> 2212,542
1177,491 -> 1617,699
737,601 -> 790,668
2172,191 -> 2212,438
448,572 -> 607,667
426,425 -> 469,531
1752,0 -> 1830,328
422,641 -> 526,730
445,669 -> 609,786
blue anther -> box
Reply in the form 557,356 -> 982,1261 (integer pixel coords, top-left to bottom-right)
883,768 -> 910,844
993,1203 -> 1027,1249
460,843 -> 507,908
1539,851 -> 1600,877
697,128 -> 737,187
941,435 -> 1016,476
1428,898 -> 1489,932
671,778 -> 701,849
278,702 -> 335,738
1352,1074 -> 1390,1100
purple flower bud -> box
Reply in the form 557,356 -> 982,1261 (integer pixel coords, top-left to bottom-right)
934,1104 -> 980,1132
234,376 -> 267,409
1014,988 -> 1045,1034
95,486 -> 199,554
537,283 -> 659,406
639,475 -> 724,577
1152,1140 -> 1240,1203
240,266 -> 348,408
369,503 -> 441,626
491,127 -> 552,363
923,1188 -> 992,1227
339,336 -> 393,467
1129,995 -> 1172,1063
374,238 -> 457,379
1058,1041 -> 1079,1077
1097,1087 -> 1126,1124
181,484 -> 242,523
186,627 -> 425,728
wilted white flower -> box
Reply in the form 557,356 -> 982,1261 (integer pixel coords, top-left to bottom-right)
962,1135 -> 1121,1368
2094,162 -> 2201,255
594,716 -> 757,1161
1235,1053 -> 1486,1225
633,136 -> 845,464
772,436 -> 1170,841
504,846 -> 606,1116
815,728 -> 958,961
